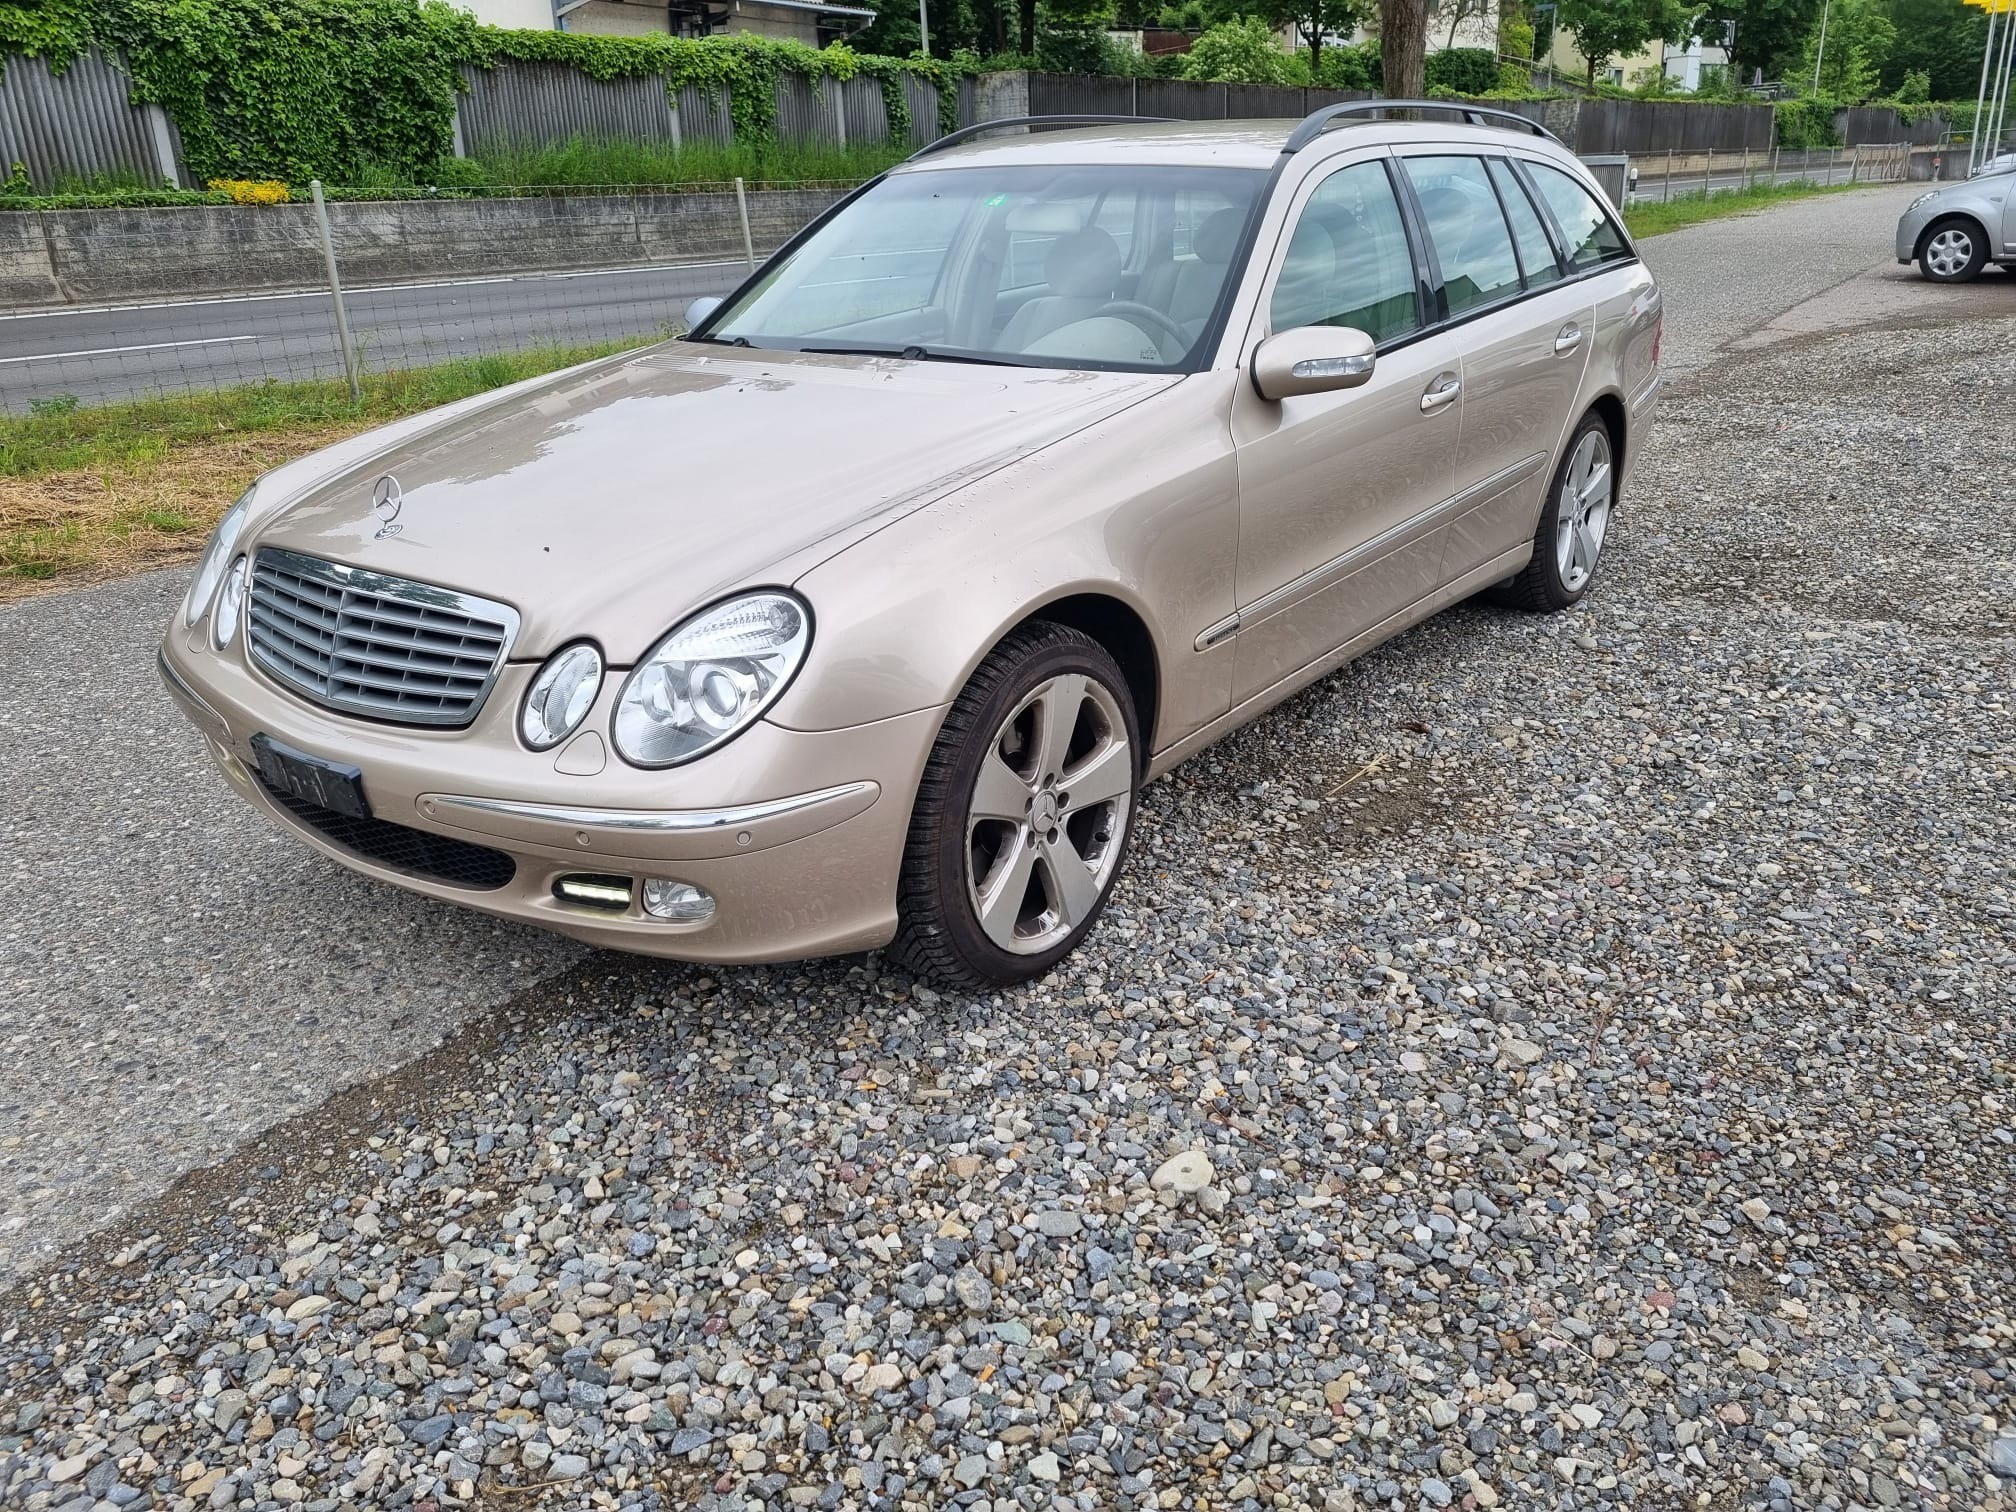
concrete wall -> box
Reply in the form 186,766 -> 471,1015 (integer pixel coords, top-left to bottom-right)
0,189 -> 849,310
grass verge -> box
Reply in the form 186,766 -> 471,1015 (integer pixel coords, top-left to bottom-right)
0,342 -> 633,599
1621,178 -> 1862,239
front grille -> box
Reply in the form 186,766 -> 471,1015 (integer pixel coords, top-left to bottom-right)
246,548 -> 518,727
256,773 -> 517,891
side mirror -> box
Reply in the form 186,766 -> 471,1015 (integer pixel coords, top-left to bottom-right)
683,296 -> 723,331
1250,326 -> 1377,401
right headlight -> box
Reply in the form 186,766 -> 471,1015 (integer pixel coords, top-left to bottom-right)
184,487 -> 254,626
612,592 -> 810,768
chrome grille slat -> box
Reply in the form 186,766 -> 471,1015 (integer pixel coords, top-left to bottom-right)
246,548 -> 518,728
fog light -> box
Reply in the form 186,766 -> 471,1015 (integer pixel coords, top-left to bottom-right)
643,878 -> 715,922
555,874 -> 633,911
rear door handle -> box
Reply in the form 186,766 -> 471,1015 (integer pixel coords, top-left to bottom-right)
1554,324 -> 1585,356
1421,374 -> 1461,413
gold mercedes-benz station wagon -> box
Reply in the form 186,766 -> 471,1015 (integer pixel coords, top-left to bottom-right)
161,101 -> 1662,987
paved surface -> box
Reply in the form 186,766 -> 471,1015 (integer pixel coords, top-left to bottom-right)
0,259 -> 754,411
1,183 -> 2011,1512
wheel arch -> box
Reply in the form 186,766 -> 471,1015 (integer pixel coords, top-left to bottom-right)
1915,211 -> 1990,260
1005,591 -> 1162,766
1587,391 -> 1628,475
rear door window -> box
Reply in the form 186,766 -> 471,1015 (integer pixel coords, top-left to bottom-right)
1486,157 -> 1564,288
1402,156 -> 1524,316
1524,163 -> 1632,269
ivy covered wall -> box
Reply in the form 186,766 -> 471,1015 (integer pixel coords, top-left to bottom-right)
0,0 -> 968,184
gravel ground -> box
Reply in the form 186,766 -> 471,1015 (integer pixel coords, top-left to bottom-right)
1,185 -> 2011,1511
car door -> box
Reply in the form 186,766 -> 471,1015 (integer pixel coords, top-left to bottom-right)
1228,153 -> 1463,705
1394,151 -> 1596,576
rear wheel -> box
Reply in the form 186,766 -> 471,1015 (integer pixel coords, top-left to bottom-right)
890,624 -> 1139,989
1918,218 -> 1987,282
1496,411 -> 1615,613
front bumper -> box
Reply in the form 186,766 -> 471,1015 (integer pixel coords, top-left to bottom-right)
1896,203 -> 1934,263
157,632 -> 942,964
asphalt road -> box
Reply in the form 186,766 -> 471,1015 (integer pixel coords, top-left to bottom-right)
0,257 -> 755,411
0,182 -> 1958,1286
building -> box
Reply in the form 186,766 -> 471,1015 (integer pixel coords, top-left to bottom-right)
453,0 -> 876,47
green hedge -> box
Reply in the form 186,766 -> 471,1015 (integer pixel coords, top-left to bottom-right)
0,0 -> 967,186
1424,48 -> 1500,96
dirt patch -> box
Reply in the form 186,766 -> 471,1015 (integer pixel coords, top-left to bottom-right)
0,423 -> 362,599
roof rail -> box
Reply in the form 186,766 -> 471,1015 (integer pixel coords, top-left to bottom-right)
1282,98 -> 1558,154
907,114 -> 1176,162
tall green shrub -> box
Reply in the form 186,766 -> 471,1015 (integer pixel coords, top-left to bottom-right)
1424,46 -> 1499,94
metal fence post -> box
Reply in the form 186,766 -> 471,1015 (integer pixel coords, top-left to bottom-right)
734,176 -> 756,273
1741,145 -> 1750,190
1665,146 -> 1674,201
310,180 -> 361,406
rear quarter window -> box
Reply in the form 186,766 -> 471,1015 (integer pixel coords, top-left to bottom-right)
1525,163 -> 1632,270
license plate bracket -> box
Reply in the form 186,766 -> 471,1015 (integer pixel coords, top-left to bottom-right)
251,733 -> 370,819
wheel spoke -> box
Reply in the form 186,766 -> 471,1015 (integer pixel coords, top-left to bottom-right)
970,749 -> 1034,824
975,832 -> 1038,949
1060,738 -> 1131,813
1038,834 -> 1101,926
1574,520 -> 1599,576
1578,460 -> 1611,508
1030,674 -> 1086,783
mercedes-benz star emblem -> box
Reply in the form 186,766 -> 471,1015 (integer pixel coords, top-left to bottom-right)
371,475 -> 404,540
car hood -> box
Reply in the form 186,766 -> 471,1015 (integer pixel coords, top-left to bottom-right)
253,346 -> 1177,660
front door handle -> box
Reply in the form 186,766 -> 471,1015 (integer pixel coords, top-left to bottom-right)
1420,374 -> 1462,413
1554,323 -> 1585,356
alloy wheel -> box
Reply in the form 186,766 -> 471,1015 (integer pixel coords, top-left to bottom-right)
1554,427 -> 1613,594
965,673 -> 1132,955
1926,228 -> 1974,278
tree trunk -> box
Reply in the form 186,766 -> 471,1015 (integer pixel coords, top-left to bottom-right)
1019,0 -> 1036,56
1307,23 -> 1322,78
1380,0 -> 1427,97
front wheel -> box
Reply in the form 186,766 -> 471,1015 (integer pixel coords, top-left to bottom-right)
1919,218 -> 1987,282
890,624 -> 1139,989
1496,411 -> 1616,613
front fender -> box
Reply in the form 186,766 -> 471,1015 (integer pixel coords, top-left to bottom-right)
769,372 -> 1242,755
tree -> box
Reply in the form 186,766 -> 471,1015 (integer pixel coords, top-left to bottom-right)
1556,0 -> 1696,82
1264,0 -> 1369,75
1878,0 -> 1987,99
1799,0 -> 1893,99
1180,15 -> 1309,80
1697,0 -> 1827,84
1380,0 -> 1429,96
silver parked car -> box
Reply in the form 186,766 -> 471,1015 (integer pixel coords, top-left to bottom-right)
1896,160 -> 2015,281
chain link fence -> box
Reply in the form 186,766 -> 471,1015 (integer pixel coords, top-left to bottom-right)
1,182 -> 853,414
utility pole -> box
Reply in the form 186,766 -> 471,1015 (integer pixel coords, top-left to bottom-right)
918,0 -> 930,55
1811,0 -> 1831,95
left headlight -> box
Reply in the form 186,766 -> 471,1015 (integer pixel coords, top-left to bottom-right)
212,557 -> 249,649
1907,190 -> 1941,211
184,487 -> 254,626
612,592 -> 811,769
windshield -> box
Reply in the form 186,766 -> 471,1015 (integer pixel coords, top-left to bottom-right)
698,163 -> 1266,372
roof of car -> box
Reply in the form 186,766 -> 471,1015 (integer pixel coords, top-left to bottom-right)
895,116 -> 1569,173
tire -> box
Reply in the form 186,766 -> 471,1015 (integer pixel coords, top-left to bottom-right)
1496,410 -> 1617,613
1918,217 -> 1987,282
889,623 -> 1140,989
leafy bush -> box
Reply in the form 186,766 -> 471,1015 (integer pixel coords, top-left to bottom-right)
1774,96 -> 1840,148
207,178 -> 290,204
1180,17 -> 1306,84
1424,47 -> 1500,96
1313,39 -> 1381,90
1892,69 -> 1930,104
1499,17 -> 1535,59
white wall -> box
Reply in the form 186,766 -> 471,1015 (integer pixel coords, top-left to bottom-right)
455,0 -> 556,28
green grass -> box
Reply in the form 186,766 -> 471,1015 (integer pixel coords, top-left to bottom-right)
1,341 -> 641,594
1621,178 -> 1863,239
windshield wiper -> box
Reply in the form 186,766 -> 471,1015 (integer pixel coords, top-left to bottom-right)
684,333 -> 751,346
796,343 -> 1017,366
